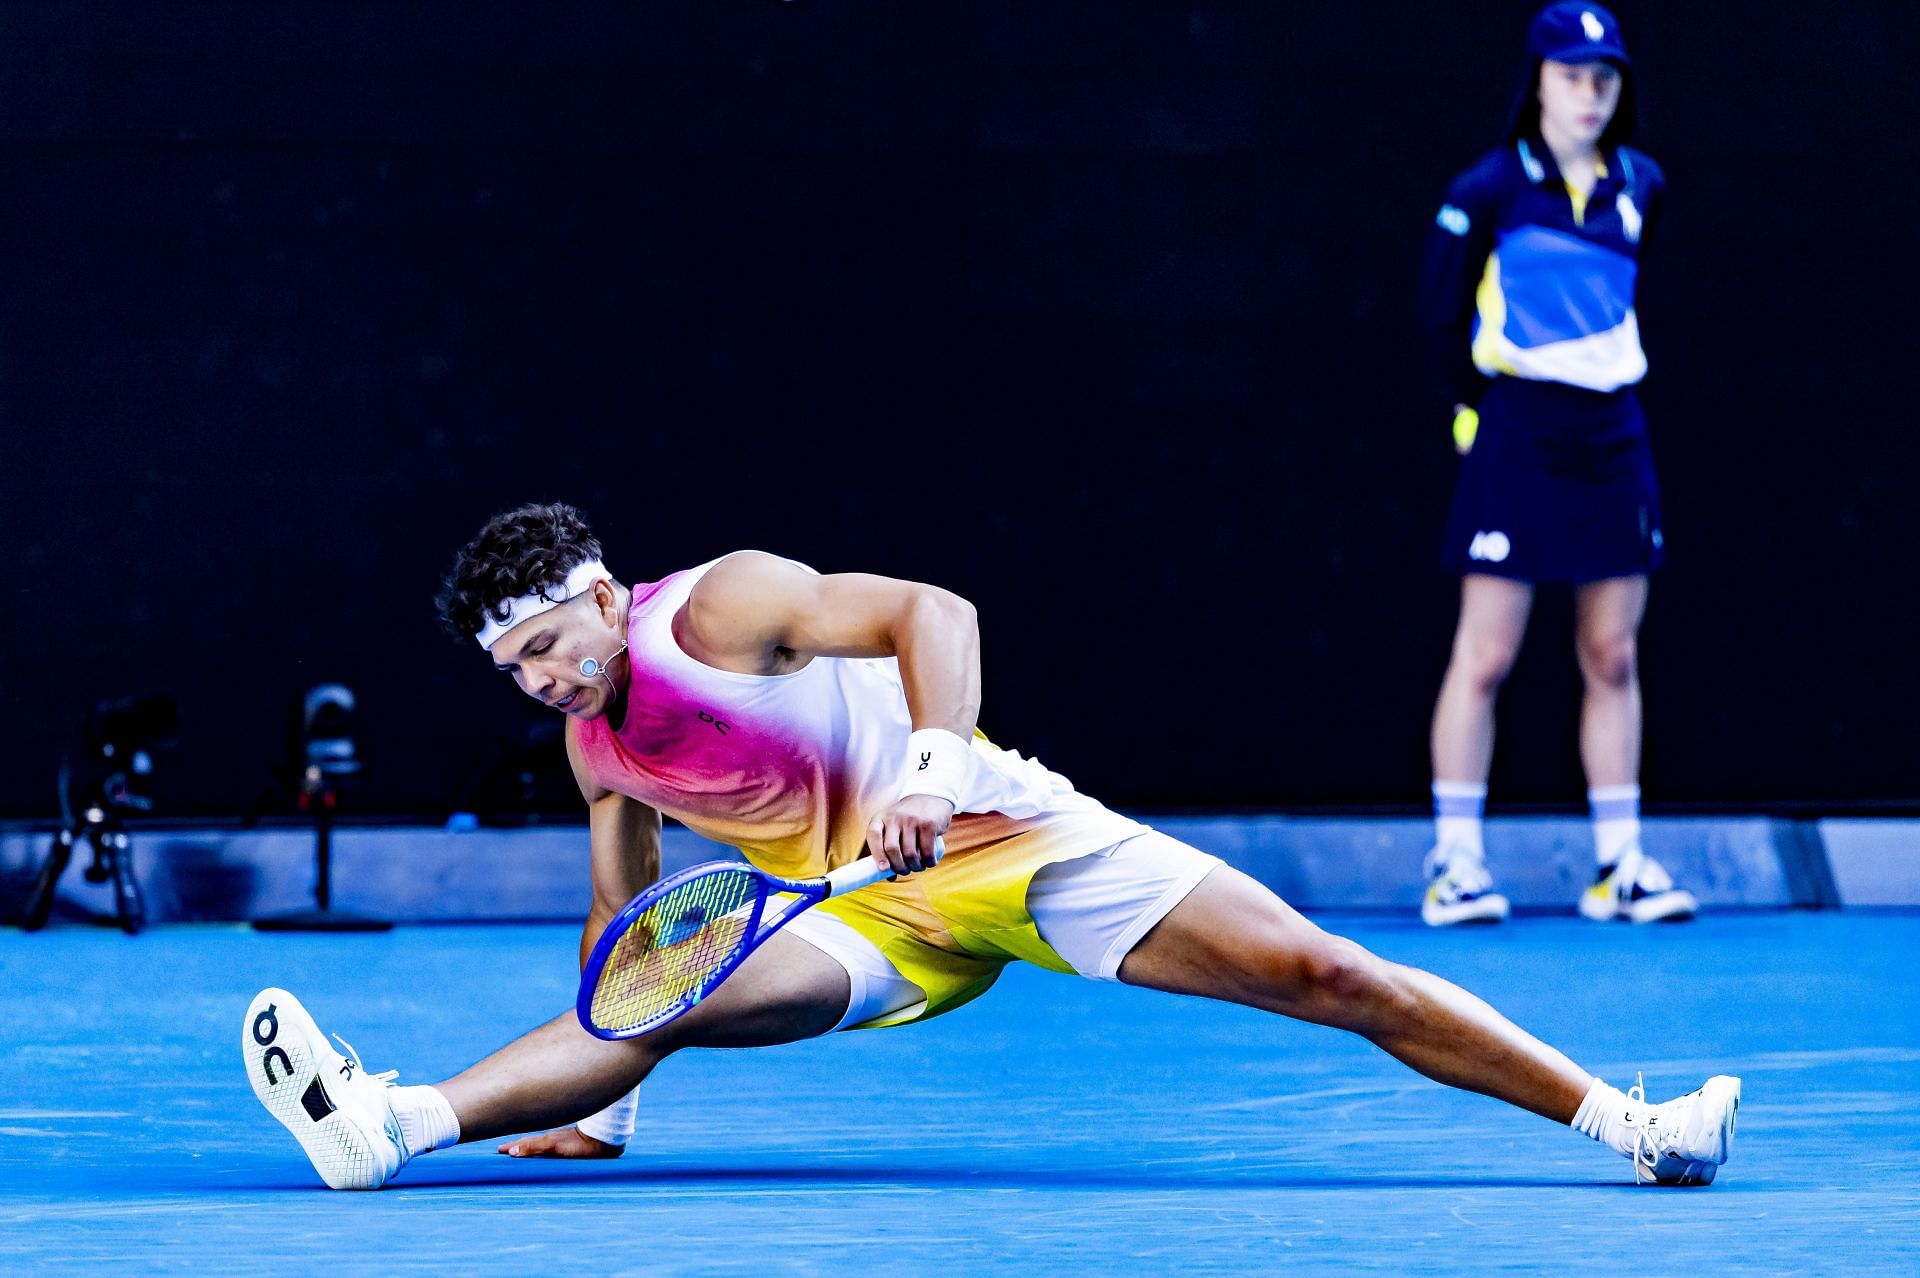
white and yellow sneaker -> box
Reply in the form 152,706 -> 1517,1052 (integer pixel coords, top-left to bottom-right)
1579,843 -> 1697,923
1421,845 -> 1510,926
243,987 -> 408,1190
1627,1074 -> 1741,1185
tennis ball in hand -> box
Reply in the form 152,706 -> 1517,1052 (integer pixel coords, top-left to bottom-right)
1452,405 -> 1479,453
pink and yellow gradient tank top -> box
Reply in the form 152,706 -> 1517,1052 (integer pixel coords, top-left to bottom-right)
572,553 -> 1145,882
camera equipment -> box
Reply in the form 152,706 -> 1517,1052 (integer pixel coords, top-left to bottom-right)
22,695 -> 181,934
254,684 -> 391,932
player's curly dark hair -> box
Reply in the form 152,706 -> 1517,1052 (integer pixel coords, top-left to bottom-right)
436,502 -> 604,643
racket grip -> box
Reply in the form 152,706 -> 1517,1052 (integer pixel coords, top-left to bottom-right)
824,838 -> 944,897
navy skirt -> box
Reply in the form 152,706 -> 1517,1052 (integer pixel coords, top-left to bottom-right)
1442,377 -> 1665,583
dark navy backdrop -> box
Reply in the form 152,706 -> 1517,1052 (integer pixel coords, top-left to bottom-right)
4,2 -> 1915,817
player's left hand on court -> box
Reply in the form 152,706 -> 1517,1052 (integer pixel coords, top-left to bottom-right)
497,1126 -> 626,1160
866,795 -> 953,877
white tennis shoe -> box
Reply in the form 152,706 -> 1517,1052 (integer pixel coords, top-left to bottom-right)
243,987 -> 408,1190
1579,843 -> 1698,923
1626,1073 -> 1741,1185
1421,845 -> 1510,926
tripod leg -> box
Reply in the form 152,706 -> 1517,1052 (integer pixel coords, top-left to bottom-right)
107,831 -> 144,936
22,830 -> 76,931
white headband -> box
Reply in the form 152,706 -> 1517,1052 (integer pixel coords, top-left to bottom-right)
475,558 -> 613,649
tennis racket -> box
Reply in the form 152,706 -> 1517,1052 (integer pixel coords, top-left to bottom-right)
577,842 -> 939,1040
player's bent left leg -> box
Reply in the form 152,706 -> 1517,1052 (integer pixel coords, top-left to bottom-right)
1115,862 -> 1739,1183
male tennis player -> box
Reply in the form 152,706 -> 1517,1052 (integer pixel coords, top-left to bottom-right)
244,502 -> 1740,1189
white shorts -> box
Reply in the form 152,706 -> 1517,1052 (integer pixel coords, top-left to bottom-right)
785,830 -> 1221,1031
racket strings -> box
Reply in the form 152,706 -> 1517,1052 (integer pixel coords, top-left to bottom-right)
589,867 -> 764,1033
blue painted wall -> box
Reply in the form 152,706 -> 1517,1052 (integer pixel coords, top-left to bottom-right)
4,2 -> 1916,816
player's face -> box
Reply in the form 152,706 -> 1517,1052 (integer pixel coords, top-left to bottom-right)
488,594 -> 625,721
1537,59 -> 1621,148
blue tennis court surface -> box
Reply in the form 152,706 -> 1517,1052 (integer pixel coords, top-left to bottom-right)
3,912 -> 1916,1273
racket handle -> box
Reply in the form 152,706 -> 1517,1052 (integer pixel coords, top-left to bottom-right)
824,837 -> 945,897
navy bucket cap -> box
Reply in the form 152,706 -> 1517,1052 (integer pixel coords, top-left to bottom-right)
1528,2 -> 1631,68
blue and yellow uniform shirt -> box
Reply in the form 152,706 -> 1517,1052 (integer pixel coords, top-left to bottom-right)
1420,137 -> 1665,407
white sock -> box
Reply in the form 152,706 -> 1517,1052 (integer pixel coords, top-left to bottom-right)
1433,781 -> 1487,858
1589,785 -> 1641,866
1570,1077 -> 1640,1157
389,1084 -> 462,1161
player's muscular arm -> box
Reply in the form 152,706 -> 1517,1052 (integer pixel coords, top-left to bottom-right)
566,718 -> 662,965
687,551 -> 976,875
687,551 -> 981,733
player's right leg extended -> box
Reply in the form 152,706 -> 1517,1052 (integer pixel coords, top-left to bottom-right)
1118,862 -> 1739,1184
244,929 -> 852,1189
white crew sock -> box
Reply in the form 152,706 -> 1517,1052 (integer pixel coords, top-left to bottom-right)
1589,785 -> 1641,866
389,1084 -> 462,1161
1570,1077 -> 1641,1157
1433,780 -> 1487,858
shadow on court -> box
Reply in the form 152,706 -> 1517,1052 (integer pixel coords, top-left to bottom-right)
392,1165 -> 1616,1193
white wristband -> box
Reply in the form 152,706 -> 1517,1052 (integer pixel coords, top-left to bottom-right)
576,1086 -> 639,1146
901,728 -> 971,809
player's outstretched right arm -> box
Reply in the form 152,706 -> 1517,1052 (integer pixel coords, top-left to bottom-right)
497,719 -> 662,1162
566,716 -> 663,967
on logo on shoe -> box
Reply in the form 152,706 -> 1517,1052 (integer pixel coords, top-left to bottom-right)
253,1001 -> 293,1087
